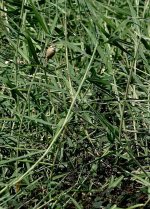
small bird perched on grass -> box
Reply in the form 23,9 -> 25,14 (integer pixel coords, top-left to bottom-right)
45,45 -> 56,62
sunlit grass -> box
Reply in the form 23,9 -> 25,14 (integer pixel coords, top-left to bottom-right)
0,0 -> 150,208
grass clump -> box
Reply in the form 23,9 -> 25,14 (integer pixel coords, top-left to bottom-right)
0,0 -> 150,208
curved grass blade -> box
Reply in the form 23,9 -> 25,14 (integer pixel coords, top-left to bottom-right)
29,0 -> 49,34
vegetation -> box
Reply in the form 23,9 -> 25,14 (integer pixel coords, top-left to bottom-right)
0,0 -> 150,208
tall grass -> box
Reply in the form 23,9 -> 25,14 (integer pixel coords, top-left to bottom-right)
0,0 -> 150,208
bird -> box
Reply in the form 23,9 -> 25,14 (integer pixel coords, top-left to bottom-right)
45,45 -> 56,62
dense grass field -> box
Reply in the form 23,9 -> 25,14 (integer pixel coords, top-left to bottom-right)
0,0 -> 150,208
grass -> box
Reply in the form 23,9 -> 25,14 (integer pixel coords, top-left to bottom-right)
0,0 -> 150,208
